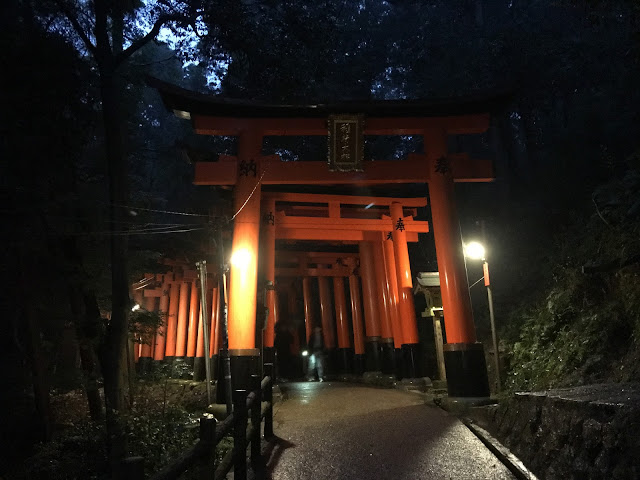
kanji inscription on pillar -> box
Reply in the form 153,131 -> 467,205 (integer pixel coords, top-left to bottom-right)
328,114 -> 364,172
263,211 -> 275,226
239,158 -> 257,177
435,156 -> 451,175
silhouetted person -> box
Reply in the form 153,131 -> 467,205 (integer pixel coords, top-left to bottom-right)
307,326 -> 326,382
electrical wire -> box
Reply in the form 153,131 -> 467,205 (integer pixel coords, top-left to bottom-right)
67,227 -> 205,236
0,209 -> 204,227
469,276 -> 485,289
110,203 -> 209,217
229,156 -> 274,222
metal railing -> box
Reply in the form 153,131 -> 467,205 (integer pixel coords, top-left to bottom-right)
122,363 -> 275,480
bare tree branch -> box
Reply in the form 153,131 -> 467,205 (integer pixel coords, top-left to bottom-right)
131,54 -> 179,67
54,0 -> 98,57
592,192 -> 610,227
114,13 -> 190,67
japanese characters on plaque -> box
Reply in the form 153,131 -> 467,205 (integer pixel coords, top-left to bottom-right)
327,114 -> 364,172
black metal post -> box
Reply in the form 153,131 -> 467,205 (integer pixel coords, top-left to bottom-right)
196,261 -> 212,405
199,415 -> 217,480
263,363 -> 274,438
250,374 -> 262,466
233,389 -> 248,480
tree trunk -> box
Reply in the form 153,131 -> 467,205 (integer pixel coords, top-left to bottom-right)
79,337 -> 104,421
68,283 -> 104,421
98,68 -> 131,477
20,257 -> 52,441
93,1 -> 131,473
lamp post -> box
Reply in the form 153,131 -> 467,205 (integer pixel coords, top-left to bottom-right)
464,241 -> 501,393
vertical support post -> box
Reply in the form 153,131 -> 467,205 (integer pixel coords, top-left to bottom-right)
228,130 -> 263,392
139,295 -> 157,372
208,286 -> 218,381
333,276 -> 351,373
250,374 -> 261,466
373,239 -> 395,374
433,314 -> 447,382
302,277 -> 314,344
359,241 -> 381,372
164,280 -> 181,362
390,202 -> 420,378
216,236 -> 233,414
317,276 -> 336,349
425,128 -> 489,397
485,263 -> 501,393
153,282 -> 170,362
186,280 -> 199,366
198,414 -> 216,480
348,274 -> 366,375
195,302 -> 206,382
263,363 -> 274,438
132,290 -> 144,364
175,281 -> 190,361
481,221 -> 501,393
383,236 -> 404,350
233,389 -> 248,480
197,261 -> 212,404
262,197 -> 277,363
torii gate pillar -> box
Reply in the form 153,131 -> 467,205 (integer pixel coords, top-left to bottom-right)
261,196 -> 277,366
390,202 -> 420,378
425,129 -> 490,398
228,130 -> 263,390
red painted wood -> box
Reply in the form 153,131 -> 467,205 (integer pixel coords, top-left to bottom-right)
426,128 -> 477,344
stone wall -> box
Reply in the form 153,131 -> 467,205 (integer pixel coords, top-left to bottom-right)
466,384 -> 640,480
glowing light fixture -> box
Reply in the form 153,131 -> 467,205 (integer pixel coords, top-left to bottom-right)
131,303 -> 141,312
464,241 -> 486,261
301,350 -> 309,357
230,248 -> 252,269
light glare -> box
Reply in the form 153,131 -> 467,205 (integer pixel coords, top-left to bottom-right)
464,241 -> 486,260
230,248 -> 252,269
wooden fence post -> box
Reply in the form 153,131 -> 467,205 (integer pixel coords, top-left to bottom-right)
263,363 -> 274,438
250,374 -> 262,466
199,414 -> 217,480
233,389 -> 248,480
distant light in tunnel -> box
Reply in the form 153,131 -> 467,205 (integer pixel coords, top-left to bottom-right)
302,350 -> 309,357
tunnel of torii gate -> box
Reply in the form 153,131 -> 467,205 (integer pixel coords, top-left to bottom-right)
150,77 -> 504,398
130,261 -> 224,382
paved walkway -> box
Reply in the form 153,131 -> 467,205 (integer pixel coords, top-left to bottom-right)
262,381 -> 515,479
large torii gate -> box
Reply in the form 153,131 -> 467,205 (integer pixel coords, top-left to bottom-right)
151,77 -> 501,397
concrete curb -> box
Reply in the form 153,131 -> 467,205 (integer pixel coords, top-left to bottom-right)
462,418 -> 539,480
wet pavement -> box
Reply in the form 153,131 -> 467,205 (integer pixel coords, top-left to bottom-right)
263,381 -> 515,479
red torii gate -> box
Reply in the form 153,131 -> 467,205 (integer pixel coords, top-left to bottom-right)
265,193 -> 430,376
151,77 -> 499,397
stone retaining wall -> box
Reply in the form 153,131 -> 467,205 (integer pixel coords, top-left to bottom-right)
466,384 -> 640,480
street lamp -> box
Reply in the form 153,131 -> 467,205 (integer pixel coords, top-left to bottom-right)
464,241 -> 501,393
